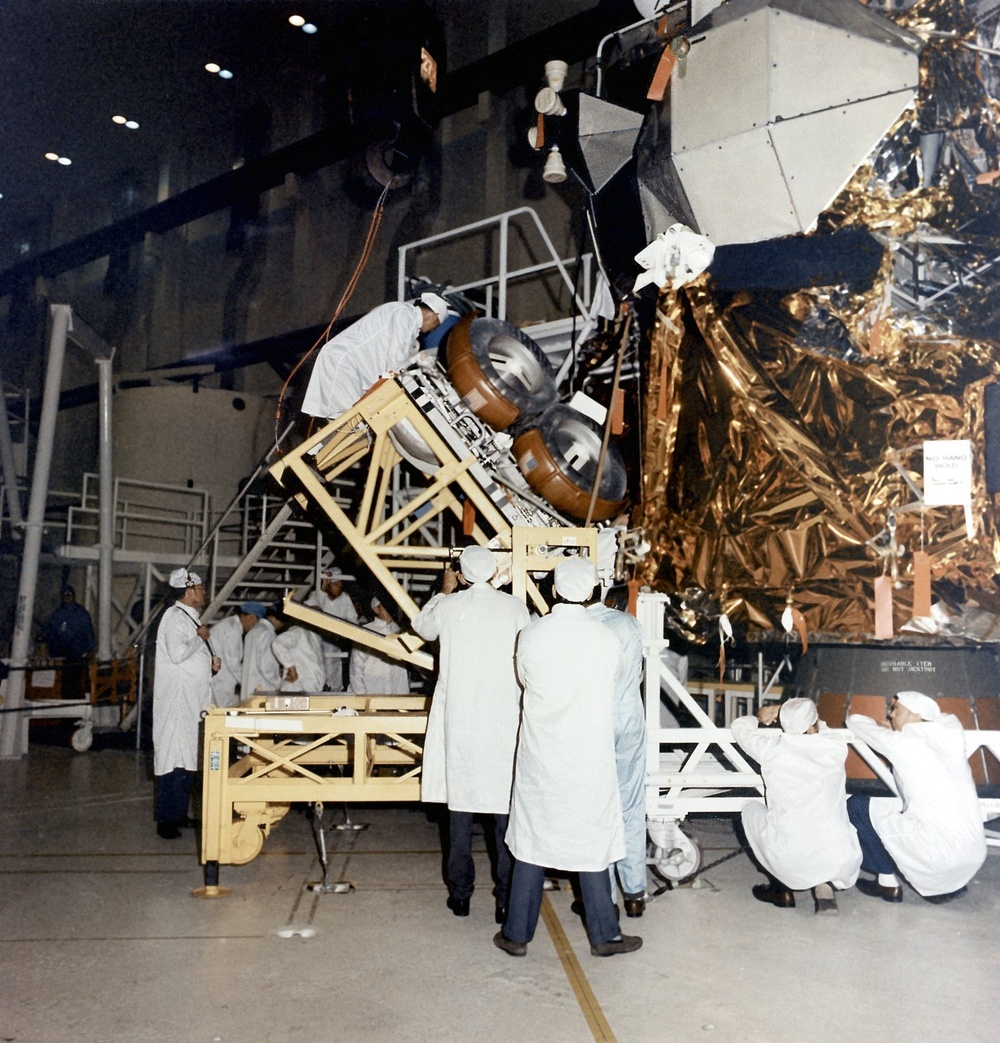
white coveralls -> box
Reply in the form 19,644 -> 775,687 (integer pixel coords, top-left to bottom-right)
848,713 -> 986,895
349,617 -> 410,694
587,602 -> 648,897
301,301 -> 422,420
413,583 -> 530,812
208,614 -> 244,708
731,715 -> 862,891
272,625 -> 326,693
241,618 -> 280,696
507,603 -> 626,872
304,587 -> 359,692
153,602 -> 214,776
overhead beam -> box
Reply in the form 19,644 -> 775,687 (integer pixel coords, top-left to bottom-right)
0,0 -> 641,299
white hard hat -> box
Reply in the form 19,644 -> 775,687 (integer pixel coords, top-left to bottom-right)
418,291 -> 450,324
459,546 -> 496,583
896,690 -> 941,722
553,557 -> 598,603
169,568 -> 202,588
779,698 -> 818,735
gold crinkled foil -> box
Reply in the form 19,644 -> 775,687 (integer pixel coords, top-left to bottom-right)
638,0 -> 1000,642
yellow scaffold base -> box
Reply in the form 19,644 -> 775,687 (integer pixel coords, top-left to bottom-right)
198,693 -> 429,892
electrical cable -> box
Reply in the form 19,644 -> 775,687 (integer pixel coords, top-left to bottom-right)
272,180 -> 393,452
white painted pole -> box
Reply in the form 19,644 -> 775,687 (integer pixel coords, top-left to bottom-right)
96,356 -> 114,662
0,369 -> 25,530
0,304 -> 73,759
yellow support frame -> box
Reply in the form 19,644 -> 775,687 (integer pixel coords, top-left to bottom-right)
269,377 -> 568,628
200,694 -> 429,869
199,379 -> 602,887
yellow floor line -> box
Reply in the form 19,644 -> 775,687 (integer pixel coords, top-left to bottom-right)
540,894 -> 617,1043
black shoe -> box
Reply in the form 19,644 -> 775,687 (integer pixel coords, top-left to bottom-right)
495,904 -> 507,925
591,935 -> 642,957
623,897 -> 645,918
923,886 -> 967,905
493,931 -> 527,957
752,883 -> 795,908
856,878 -> 903,903
156,822 -> 181,840
446,896 -> 470,917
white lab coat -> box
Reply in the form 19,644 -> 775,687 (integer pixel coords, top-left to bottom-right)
301,301 -> 422,419
413,583 -> 530,813
153,602 -> 213,776
305,586 -> 359,691
349,618 -> 410,694
588,602 -> 648,896
241,618 -> 280,695
848,713 -> 986,895
731,716 -> 862,891
208,614 -> 244,708
272,625 -> 327,692
506,603 -> 626,872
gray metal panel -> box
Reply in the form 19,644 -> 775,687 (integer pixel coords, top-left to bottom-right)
672,10 -> 771,152
694,0 -> 924,55
771,91 -> 917,234
768,9 -> 920,119
577,94 -> 645,194
674,128 -> 799,244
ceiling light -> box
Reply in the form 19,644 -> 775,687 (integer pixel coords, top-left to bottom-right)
288,15 -> 305,27
205,62 -> 221,74
57,157 -> 72,166
112,115 -> 127,125
125,120 -> 139,130
218,69 -> 234,80
44,152 -> 59,161
302,23 -> 317,34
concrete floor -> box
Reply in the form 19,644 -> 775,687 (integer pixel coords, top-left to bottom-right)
2,739 -> 998,1043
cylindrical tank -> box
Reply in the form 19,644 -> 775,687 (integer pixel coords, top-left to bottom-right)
446,313 -> 557,431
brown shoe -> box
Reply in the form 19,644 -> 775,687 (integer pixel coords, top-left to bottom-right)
493,931 -> 527,957
752,883 -> 795,908
591,935 -> 642,957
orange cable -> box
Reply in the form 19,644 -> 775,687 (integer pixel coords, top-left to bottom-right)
273,181 -> 392,449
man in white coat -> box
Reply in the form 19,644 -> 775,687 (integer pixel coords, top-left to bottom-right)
731,698 -> 862,915
301,293 -> 449,421
208,601 -> 265,707
241,605 -> 282,696
305,566 -> 359,692
497,556 -> 641,959
412,546 -> 530,922
847,690 -> 986,903
272,622 -> 326,692
153,569 -> 220,840
350,597 -> 410,694
587,585 -> 648,918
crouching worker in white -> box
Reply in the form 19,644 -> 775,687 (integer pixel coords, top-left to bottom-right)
731,697 -> 862,915
847,691 -> 986,904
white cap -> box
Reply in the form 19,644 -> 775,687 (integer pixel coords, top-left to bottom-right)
418,292 -> 450,324
460,546 -> 496,584
553,557 -> 598,603
169,568 -> 202,588
896,690 -> 941,722
779,698 -> 818,735
371,596 -> 382,611
321,566 -> 350,582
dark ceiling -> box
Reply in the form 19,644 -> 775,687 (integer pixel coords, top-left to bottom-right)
0,0 -> 644,290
